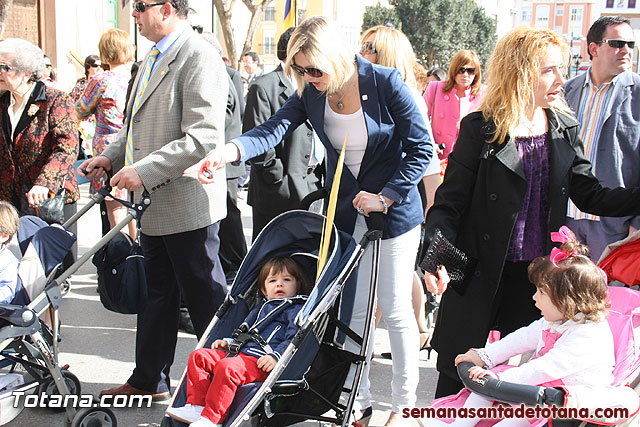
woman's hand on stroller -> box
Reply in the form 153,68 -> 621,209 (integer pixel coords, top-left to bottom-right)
184,143 -> 241,184
425,265 -> 450,295
212,339 -> 229,350
454,349 -> 484,368
257,355 -> 277,373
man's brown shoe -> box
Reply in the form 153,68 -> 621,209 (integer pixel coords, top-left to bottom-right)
99,382 -> 170,402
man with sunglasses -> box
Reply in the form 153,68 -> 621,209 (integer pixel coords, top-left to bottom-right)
79,0 -> 228,401
564,15 -> 640,261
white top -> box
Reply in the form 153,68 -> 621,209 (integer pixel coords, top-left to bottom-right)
8,83 -> 37,138
323,99 -> 367,178
411,88 -> 440,177
478,315 -> 615,387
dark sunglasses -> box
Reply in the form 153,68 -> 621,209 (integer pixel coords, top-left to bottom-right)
0,63 -> 16,73
360,41 -> 377,55
290,62 -> 324,78
600,39 -> 635,49
90,63 -> 102,68
133,1 -> 166,13
44,63 -> 53,68
457,67 -> 476,75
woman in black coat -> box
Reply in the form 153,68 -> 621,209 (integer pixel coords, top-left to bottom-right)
423,26 -> 640,398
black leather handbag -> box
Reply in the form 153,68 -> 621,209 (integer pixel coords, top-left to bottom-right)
20,184 -> 66,225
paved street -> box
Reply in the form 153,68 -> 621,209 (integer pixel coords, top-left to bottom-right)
11,184 -> 438,426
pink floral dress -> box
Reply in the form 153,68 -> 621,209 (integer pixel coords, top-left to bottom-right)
75,71 -> 128,197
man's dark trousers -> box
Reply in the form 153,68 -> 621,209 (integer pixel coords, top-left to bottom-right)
128,222 -> 227,393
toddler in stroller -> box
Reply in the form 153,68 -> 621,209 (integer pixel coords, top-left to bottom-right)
421,228 -> 616,427
167,256 -> 312,426
0,201 -> 20,304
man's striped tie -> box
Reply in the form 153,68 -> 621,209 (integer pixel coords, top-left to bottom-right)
125,47 -> 160,166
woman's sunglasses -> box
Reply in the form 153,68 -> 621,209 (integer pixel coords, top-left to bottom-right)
600,39 -> 635,49
290,62 -> 324,78
360,41 -> 377,55
133,1 -> 166,13
90,63 -> 102,68
0,63 -> 16,73
457,67 -> 476,75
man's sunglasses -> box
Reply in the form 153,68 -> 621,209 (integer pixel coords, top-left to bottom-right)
290,62 -> 324,78
600,39 -> 635,49
360,41 -> 377,55
457,67 -> 476,75
0,63 -> 16,73
133,1 -> 166,13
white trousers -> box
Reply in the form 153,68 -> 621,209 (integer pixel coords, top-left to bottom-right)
345,216 -> 421,413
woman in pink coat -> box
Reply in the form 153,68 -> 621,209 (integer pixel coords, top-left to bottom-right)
423,50 -> 486,160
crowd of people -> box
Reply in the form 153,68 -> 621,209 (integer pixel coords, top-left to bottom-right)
0,1 -> 639,426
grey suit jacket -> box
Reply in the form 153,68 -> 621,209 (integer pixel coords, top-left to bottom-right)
564,70 -> 640,234
242,64 -> 322,216
102,26 -> 228,236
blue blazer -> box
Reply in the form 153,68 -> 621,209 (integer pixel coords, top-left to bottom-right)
564,70 -> 640,235
234,55 -> 432,238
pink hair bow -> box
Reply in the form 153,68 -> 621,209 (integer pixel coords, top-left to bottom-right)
550,226 -> 577,266
550,226 -> 576,244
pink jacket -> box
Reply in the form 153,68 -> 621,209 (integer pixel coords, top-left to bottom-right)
423,80 -> 486,159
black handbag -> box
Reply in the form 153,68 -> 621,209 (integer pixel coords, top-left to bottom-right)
20,184 -> 66,225
419,229 -> 476,295
92,232 -> 147,314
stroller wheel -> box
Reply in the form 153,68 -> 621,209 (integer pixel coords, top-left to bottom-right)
71,406 -> 117,427
39,369 -> 81,411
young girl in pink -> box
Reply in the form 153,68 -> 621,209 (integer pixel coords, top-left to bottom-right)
167,256 -> 311,427
423,227 -> 615,427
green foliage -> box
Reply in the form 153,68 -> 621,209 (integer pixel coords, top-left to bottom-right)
388,0 -> 497,70
362,4 -> 402,32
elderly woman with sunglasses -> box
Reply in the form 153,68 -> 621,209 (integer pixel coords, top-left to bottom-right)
187,15 -> 432,427
0,39 -> 79,254
423,50 -> 486,160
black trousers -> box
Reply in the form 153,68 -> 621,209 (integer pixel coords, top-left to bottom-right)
128,222 -> 227,393
434,261 -> 540,398
218,178 -> 247,276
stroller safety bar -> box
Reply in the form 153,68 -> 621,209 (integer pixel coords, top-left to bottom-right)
456,362 -> 566,407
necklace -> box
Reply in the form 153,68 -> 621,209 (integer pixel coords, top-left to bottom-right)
521,110 -> 542,148
333,74 -> 356,111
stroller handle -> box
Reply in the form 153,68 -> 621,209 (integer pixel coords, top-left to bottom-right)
456,362 -> 566,407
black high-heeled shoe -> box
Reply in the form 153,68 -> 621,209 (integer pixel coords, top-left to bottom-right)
352,406 -> 372,427
380,332 -> 433,360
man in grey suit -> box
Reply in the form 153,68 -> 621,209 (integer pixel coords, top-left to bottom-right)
564,16 -> 640,261
243,28 -> 323,240
80,0 -> 228,399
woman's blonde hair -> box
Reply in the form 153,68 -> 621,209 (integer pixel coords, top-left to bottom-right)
481,26 -> 571,144
528,238 -> 609,322
99,29 -> 135,67
360,25 -> 417,89
443,50 -> 483,96
285,16 -> 355,97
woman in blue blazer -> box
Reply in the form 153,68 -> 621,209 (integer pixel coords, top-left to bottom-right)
188,16 -> 432,426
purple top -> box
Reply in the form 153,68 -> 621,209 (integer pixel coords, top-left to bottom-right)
506,133 -> 550,262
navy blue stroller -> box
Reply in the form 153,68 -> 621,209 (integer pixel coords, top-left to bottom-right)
163,209 -> 384,427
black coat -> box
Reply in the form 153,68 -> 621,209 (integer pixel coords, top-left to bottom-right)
424,109 -> 640,381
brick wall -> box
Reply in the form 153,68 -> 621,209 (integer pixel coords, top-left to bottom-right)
3,0 -> 39,44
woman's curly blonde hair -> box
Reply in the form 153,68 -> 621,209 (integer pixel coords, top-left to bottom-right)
481,26 -> 573,144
